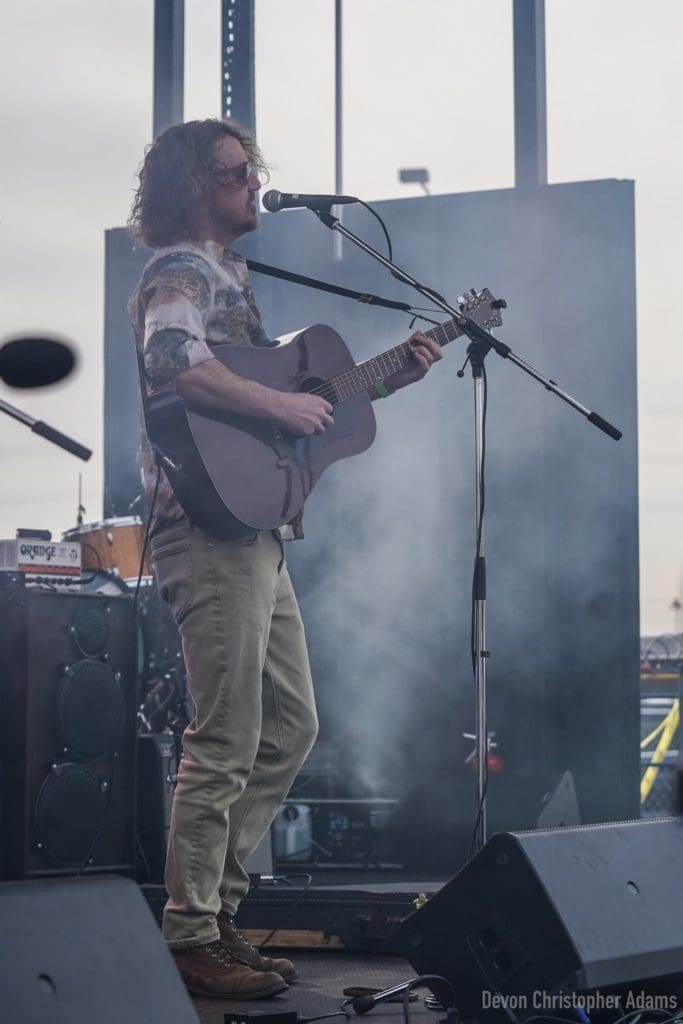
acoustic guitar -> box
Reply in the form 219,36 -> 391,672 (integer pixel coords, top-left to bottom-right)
148,288 -> 504,535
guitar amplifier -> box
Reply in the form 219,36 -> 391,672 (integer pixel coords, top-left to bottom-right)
0,587 -> 137,879
0,537 -> 81,588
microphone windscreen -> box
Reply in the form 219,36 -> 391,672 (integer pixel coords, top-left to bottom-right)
351,997 -> 378,1014
0,336 -> 75,388
261,190 -> 281,213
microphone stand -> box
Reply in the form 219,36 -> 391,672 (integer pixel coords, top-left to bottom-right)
0,394 -> 91,461
312,205 -> 621,856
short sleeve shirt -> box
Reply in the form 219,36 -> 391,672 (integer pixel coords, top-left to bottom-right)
128,240 -> 301,538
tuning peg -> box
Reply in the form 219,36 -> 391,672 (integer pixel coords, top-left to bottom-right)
490,298 -> 507,310
470,288 -> 477,296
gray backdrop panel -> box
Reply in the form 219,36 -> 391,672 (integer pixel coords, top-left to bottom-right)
104,181 -> 639,869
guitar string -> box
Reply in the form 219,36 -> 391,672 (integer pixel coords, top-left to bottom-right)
308,298 -> 495,404
311,316 -> 464,404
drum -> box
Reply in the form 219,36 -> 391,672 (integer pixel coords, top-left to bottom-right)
63,517 -> 152,584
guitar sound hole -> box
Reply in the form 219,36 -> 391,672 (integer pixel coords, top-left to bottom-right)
299,377 -> 325,394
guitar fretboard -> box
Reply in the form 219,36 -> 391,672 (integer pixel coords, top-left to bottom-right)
312,316 -> 465,404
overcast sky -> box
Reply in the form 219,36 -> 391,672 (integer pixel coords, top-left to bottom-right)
1,0 -> 682,634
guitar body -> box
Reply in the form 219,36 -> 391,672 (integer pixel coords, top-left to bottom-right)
149,325 -> 377,533
146,292 -> 503,535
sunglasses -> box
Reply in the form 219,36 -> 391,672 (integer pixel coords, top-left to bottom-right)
212,161 -> 258,189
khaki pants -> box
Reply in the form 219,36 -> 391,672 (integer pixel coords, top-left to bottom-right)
150,520 -> 318,949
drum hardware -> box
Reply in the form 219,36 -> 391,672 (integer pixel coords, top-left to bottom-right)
76,472 -> 86,527
62,517 -> 152,584
137,666 -> 190,736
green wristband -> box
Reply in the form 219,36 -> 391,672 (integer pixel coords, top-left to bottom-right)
375,380 -> 392,399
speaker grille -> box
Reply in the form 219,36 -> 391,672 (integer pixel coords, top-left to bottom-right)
34,764 -> 106,866
56,660 -> 123,760
0,589 -> 136,879
71,601 -> 109,657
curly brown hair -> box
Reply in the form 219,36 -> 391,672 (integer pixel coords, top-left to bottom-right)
128,118 -> 268,248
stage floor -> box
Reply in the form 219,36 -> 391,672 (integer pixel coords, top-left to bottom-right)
189,950 -> 437,1024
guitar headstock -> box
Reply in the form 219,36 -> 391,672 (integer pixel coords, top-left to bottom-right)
458,287 -> 506,331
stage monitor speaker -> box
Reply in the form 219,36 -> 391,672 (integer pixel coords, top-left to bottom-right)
0,588 -> 137,879
0,874 -> 199,1023
396,818 -> 683,1022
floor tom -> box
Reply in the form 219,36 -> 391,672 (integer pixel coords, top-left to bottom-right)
63,517 -> 152,584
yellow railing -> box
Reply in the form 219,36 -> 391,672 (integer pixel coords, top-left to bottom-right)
640,699 -> 679,804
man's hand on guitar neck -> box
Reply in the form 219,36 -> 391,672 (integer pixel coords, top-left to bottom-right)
381,331 -> 442,395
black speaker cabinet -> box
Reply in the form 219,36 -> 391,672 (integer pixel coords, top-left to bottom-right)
0,874 -> 199,1023
0,588 -> 137,878
396,818 -> 683,1021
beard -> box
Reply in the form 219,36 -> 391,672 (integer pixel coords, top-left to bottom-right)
209,197 -> 259,243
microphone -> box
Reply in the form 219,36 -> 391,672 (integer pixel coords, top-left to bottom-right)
350,981 -> 417,1014
262,189 -> 358,213
0,336 -> 75,388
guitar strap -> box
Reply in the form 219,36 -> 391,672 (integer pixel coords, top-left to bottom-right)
135,346 -> 172,473
245,258 -> 413,312
135,347 -> 154,442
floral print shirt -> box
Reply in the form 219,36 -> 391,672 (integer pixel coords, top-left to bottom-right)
128,240 -> 301,539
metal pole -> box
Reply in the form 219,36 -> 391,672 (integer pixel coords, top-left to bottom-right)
513,0 -> 547,188
153,0 -> 185,139
335,0 -> 343,196
334,0 -> 343,261
472,368 -> 487,853
222,0 -> 256,133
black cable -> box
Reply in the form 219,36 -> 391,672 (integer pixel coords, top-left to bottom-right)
521,1018 -> 582,1024
467,359 -> 488,862
356,199 -> 393,263
301,1014 -> 350,1024
134,834 -> 153,880
250,214 -> 459,336
401,976 -> 457,1024
341,975 -> 456,1024
607,1012 -> 679,1024
355,200 -> 463,333
467,776 -> 488,864
134,825 -> 172,881
469,361 -> 487,671
276,835 -> 336,862
256,872 -> 313,950
132,467 -> 162,724
131,466 -> 160,624
78,540 -> 103,586
353,201 -> 456,335
523,1012 -> 679,1024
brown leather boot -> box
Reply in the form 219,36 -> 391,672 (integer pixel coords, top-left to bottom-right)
171,940 -> 289,998
217,911 -> 298,983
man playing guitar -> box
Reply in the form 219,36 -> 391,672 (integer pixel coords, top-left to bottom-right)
128,117 -> 441,999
